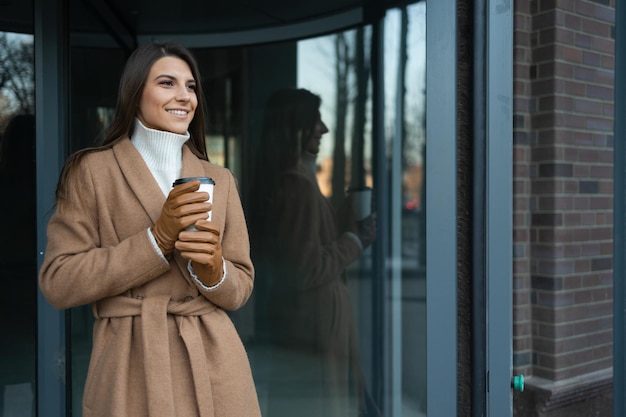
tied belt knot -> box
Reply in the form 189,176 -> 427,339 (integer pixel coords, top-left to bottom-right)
93,295 -> 216,417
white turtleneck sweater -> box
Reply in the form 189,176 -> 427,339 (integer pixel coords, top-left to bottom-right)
300,151 -> 319,187
130,118 -> 190,197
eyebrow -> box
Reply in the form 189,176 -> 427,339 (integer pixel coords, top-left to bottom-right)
154,74 -> 196,83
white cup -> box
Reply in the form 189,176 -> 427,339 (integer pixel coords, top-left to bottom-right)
350,187 -> 372,221
172,177 -> 215,229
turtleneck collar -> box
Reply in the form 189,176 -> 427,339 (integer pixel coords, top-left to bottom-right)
130,118 -> 190,171
300,151 -> 318,182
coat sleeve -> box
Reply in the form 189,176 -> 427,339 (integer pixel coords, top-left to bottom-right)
273,174 -> 361,290
38,158 -> 170,310
191,169 -> 254,311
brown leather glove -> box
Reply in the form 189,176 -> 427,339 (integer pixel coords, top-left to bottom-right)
151,180 -> 212,256
175,220 -> 224,287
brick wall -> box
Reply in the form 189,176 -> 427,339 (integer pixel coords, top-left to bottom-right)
513,0 -> 615,414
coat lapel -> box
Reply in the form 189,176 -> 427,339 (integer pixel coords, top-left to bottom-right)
113,138 -> 165,224
180,143 -> 207,178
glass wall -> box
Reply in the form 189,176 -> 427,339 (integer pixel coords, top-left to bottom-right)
65,2 -> 427,416
0,29 -> 36,416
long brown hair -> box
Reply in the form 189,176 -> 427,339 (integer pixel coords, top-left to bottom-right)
56,41 -> 208,200
256,88 -> 321,177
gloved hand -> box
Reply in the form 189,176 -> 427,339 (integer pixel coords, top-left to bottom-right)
356,212 -> 377,249
175,220 -> 224,287
151,180 -> 212,256
338,194 -> 377,249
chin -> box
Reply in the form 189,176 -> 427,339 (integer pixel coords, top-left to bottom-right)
170,125 -> 191,135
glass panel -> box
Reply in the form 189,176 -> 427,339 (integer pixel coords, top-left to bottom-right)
0,31 -> 36,416
244,28 -> 379,417
383,3 -> 426,416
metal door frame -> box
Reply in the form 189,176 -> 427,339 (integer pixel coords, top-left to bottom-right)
35,0 -> 69,415
613,1 -> 625,416
426,0 -> 513,415
484,0 -> 514,415
426,0 -> 458,415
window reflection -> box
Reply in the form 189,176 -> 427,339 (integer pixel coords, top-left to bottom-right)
237,6 -> 426,415
0,31 -> 36,417
247,87 -> 379,417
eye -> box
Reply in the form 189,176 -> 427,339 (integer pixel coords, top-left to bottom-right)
159,80 -> 174,86
187,83 -> 197,91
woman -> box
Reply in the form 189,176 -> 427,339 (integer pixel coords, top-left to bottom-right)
39,41 -> 261,417
248,88 -> 377,417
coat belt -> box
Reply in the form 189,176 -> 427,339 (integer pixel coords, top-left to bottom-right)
93,295 -> 217,417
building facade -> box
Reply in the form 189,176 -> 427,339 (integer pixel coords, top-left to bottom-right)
0,0 -> 624,416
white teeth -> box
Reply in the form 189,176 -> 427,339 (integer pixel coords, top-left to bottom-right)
167,110 -> 187,116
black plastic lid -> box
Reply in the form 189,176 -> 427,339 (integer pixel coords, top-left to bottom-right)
172,177 -> 215,187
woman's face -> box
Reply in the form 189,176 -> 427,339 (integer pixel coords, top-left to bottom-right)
137,56 -> 197,135
304,111 -> 329,155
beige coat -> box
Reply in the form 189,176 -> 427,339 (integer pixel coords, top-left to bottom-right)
39,139 -> 261,417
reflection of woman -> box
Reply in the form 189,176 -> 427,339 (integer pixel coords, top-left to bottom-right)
249,88 -> 376,416
39,42 -> 260,417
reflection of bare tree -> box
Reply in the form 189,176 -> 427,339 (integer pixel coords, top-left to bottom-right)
398,8 -> 408,170
331,33 -> 349,208
351,28 -> 370,189
331,29 -> 371,208
0,33 -> 35,119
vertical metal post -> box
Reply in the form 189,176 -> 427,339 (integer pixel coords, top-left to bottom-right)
472,0 -> 488,413
613,1 -> 625,416
485,0 -> 513,415
35,0 -> 68,415
426,0 -> 458,415
370,10 -> 389,416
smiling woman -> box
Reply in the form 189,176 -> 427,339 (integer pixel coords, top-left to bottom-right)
38,41 -> 261,417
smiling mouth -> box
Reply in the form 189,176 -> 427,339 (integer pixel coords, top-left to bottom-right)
167,110 -> 188,116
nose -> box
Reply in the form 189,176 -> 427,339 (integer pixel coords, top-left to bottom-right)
321,121 -> 329,134
176,85 -> 191,101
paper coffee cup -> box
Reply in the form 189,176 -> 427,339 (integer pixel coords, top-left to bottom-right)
172,177 -> 215,229
350,187 -> 372,221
